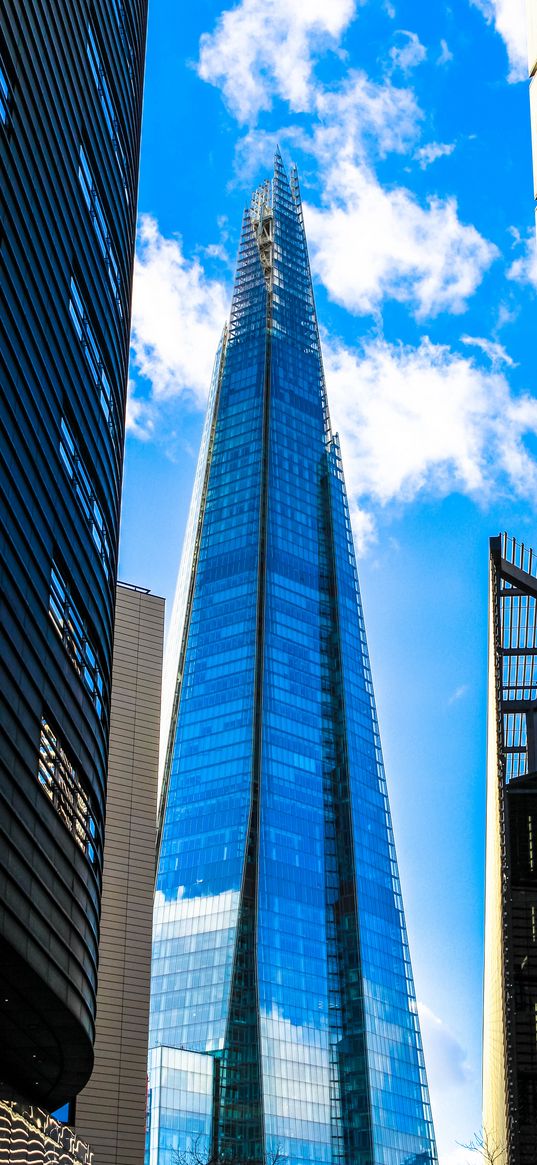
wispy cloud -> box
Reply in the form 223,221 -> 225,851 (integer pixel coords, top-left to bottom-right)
125,379 -> 155,440
438,38 -> 454,65
197,0 -> 357,124
507,229 -> 537,288
461,334 -> 516,366
448,684 -> 470,705
414,141 -> 456,168
389,29 -> 427,73
470,0 -> 527,81
313,69 -> 423,160
418,1002 -> 471,1088
131,215 -> 229,409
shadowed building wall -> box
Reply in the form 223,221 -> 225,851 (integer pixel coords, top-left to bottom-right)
76,583 -> 164,1165
1,0 -> 148,1110
483,535 -> 537,1165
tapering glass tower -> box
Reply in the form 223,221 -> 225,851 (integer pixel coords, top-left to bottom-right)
148,155 -> 437,1165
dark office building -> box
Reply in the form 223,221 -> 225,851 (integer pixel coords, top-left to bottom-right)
483,534 -> 537,1165
0,0 -> 147,1112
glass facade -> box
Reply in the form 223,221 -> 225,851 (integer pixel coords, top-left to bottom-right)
149,154 -> 437,1165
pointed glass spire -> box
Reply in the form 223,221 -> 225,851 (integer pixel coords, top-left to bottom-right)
147,157 -> 437,1165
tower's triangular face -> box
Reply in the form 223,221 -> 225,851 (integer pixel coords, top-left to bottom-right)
148,158 -> 437,1165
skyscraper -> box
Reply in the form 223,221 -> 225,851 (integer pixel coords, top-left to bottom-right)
0,0 -> 147,1112
148,155 -> 436,1165
483,534 -> 537,1165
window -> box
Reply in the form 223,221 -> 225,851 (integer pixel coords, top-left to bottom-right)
110,0 -> 134,84
0,52 -> 11,125
60,416 -> 112,577
87,25 -> 128,200
78,145 -> 122,314
39,719 -> 98,863
69,275 -> 116,434
49,561 -> 105,717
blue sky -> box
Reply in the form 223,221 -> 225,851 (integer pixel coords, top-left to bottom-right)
119,1 -> 537,1159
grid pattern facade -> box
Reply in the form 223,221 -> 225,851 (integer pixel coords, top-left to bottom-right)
0,0 -> 147,1109
148,156 -> 437,1165
484,535 -> 537,1165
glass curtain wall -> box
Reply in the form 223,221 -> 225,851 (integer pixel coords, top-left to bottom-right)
148,154 -> 437,1165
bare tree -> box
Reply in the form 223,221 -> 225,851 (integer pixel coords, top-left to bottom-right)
459,1128 -> 507,1165
174,1135 -> 286,1165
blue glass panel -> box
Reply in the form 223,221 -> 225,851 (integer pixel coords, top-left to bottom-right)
148,155 -> 437,1165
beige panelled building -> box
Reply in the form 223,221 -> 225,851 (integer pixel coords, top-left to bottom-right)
76,584 -> 165,1165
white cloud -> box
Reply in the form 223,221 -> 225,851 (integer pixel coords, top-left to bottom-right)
389,29 -> 427,73
414,141 -> 456,168
234,69 -> 423,180
323,333 -> 537,548
131,215 -> 229,408
305,163 -> 497,318
507,229 -> 537,287
199,2 -> 495,320
461,333 -> 516,366
125,379 -> 155,440
302,75 -> 493,322
197,0 -> 357,124
438,38 -> 454,65
314,70 -> 423,160
471,0 -> 527,81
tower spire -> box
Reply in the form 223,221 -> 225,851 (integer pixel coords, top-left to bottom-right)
147,163 -> 438,1165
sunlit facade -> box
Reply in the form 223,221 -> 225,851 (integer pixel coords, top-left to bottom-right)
483,534 -> 537,1165
148,154 -> 437,1165
0,1099 -> 92,1165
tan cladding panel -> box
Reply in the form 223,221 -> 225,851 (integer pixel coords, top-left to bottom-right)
76,584 -> 165,1165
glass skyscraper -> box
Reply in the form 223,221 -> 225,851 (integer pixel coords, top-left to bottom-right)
148,154 -> 437,1165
